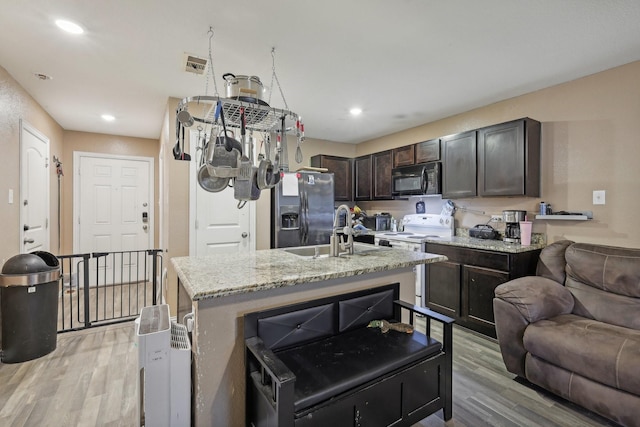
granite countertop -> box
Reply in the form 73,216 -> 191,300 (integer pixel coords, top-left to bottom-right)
172,246 -> 446,301
424,236 -> 545,253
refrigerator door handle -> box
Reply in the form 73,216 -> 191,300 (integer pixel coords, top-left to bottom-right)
300,189 -> 309,245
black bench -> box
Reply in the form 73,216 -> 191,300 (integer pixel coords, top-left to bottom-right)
244,283 -> 454,426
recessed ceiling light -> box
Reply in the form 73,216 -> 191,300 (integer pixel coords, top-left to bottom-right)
101,114 -> 115,122
349,107 -> 362,116
55,19 -> 84,35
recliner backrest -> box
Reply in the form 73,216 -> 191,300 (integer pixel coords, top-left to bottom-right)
535,240 -> 574,283
565,243 -> 640,330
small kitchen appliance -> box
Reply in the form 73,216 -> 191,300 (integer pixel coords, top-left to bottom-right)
362,213 -> 391,231
469,224 -> 500,240
391,162 -> 441,196
502,210 -> 527,243
374,214 -> 454,307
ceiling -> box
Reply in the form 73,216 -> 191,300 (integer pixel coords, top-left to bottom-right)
2,1 -> 640,144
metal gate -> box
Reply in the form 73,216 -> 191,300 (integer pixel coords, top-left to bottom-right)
57,249 -> 163,333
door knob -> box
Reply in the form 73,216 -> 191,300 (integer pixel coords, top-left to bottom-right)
24,238 -> 35,244
143,225 -> 148,231
241,232 -> 248,238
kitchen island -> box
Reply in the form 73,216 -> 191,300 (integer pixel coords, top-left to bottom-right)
172,246 -> 446,426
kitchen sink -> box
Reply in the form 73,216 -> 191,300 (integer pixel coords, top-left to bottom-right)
283,243 -> 386,258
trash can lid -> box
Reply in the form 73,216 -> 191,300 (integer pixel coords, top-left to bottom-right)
0,251 -> 60,287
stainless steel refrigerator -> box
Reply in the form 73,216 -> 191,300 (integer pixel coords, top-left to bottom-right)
271,172 -> 335,248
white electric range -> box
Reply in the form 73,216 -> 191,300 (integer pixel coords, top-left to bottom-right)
374,214 -> 454,306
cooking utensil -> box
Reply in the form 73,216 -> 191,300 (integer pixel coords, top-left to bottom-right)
294,119 -> 303,163
222,73 -> 266,102
173,125 -> 191,161
197,163 -> 229,192
279,116 -> 289,172
218,102 -> 242,155
177,109 -> 194,127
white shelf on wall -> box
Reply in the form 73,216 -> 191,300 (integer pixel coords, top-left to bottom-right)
535,211 -> 593,221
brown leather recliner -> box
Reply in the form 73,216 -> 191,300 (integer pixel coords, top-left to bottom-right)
493,240 -> 640,427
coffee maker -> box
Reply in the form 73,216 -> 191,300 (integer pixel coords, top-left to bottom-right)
502,210 -> 527,243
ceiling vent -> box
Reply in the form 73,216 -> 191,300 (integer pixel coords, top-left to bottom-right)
184,54 -> 207,75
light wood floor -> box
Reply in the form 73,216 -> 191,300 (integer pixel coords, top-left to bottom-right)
58,282 -> 156,332
0,322 -> 618,426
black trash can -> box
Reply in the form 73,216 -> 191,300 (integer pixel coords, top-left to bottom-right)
0,251 -> 60,363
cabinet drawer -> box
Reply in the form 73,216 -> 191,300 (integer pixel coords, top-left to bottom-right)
426,243 -> 509,271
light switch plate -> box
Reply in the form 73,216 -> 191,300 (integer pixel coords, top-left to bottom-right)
593,190 -> 606,205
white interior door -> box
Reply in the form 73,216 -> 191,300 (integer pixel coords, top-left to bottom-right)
74,152 -> 154,283
20,120 -> 50,254
189,130 -> 255,256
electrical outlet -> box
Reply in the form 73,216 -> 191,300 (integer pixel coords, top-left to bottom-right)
490,215 -> 503,222
593,190 -> 606,205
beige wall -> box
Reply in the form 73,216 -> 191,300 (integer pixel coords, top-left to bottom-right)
0,65 -> 64,265
161,97 -> 188,309
355,60 -> 640,248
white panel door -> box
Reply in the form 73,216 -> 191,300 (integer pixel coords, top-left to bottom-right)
20,120 -> 50,254
189,130 -> 254,257
75,153 -> 153,284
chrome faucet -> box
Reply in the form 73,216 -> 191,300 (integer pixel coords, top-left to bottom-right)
330,204 -> 354,257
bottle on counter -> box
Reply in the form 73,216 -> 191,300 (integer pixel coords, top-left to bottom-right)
539,202 -> 547,215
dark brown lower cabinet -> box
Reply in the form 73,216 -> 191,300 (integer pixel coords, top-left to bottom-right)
426,243 -> 540,338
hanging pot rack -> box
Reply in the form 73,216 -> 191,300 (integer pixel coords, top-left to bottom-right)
176,95 -> 299,133
173,28 -> 306,208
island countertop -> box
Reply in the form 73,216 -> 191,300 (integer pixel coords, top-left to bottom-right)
172,247 -> 446,301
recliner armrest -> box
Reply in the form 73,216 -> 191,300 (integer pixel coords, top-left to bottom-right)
494,276 -> 574,323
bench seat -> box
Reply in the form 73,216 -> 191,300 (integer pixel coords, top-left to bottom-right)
277,325 -> 442,412
244,283 -> 454,427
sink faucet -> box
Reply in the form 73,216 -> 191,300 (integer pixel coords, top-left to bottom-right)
330,204 -> 354,257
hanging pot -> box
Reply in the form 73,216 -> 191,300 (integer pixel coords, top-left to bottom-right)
197,163 -> 229,193
222,73 -> 266,102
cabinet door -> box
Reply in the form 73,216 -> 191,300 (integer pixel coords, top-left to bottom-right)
354,155 -> 372,201
310,155 -> 352,201
477,118 -> 541,197
415,139 -> 440,163
373,150 -> 393,200
426,261 -> 460,319
462,265 -> 509,337
393,145 -> 414,167
442,131 -> 477,198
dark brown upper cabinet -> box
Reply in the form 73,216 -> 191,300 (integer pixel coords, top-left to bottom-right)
393,145 -> 414,167
372,150 -> 394,200
310,155 -> 352,201
353,155 -> 372,201
442,131 -> 477,199
477,118 -> 541,197
353,150 -> 394,201
415,139 -> 441,163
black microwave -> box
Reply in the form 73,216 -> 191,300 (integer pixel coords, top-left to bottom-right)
391,162 -> 441,196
